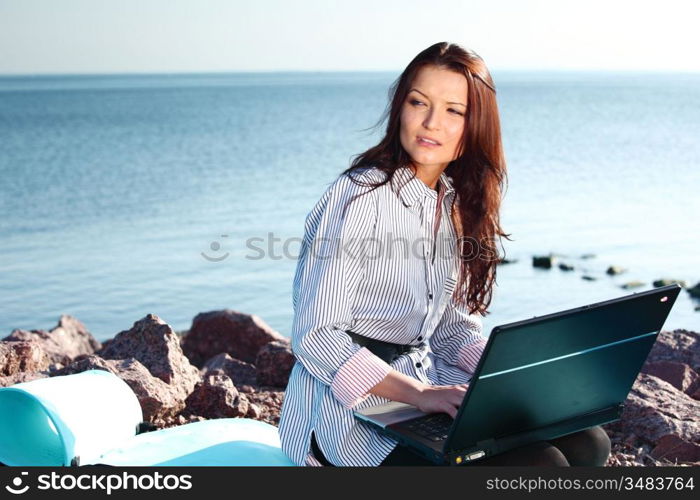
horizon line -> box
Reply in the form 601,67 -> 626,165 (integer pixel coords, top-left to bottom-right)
2,67 -> 700,78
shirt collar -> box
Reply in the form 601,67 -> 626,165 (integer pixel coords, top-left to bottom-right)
391,165 -> 456,207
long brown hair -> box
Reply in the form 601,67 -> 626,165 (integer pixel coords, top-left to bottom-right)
341,41 -> 510,315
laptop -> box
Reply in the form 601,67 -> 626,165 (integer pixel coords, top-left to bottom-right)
354,284 -> 681,466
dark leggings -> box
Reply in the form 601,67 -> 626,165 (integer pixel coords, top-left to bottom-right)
311,426 -> 611,466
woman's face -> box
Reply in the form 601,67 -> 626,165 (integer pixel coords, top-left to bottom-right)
399,65 -> 468,173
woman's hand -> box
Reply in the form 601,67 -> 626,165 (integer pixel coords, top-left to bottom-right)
369,369 -> 468,418
414,384 -> 469,418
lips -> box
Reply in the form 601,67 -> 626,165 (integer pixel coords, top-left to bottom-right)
417,135 -> 441,147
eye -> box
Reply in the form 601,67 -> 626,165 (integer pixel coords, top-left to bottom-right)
449,108 -> 464,116
409,98 -> 424,106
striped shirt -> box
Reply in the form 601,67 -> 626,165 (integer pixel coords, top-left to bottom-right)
278,165 -> 488,466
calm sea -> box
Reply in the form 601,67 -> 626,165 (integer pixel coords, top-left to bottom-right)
0,71 -> 698,342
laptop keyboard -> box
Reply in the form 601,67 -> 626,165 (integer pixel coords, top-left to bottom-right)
403,413 -> 453,441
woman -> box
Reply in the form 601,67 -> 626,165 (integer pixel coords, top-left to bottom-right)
278,42 -> 611,467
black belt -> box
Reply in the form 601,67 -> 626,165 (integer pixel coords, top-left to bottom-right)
345,330 -> 425,364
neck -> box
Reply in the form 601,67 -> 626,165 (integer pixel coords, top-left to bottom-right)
409,163 -> 444,191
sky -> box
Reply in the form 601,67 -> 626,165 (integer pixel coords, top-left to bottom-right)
0,0 -> 699,75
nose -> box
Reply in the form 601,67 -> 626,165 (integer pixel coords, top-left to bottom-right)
422,108 -> 440,131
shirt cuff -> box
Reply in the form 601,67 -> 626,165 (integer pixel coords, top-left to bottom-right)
456,337 -> 487,374
330,347 -> 392,409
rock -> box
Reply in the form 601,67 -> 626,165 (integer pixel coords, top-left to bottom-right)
558,263 -> 574,271
201,353 -> 257,387
183,373 -> 249,419
687,282 -> 700,299
154,413 -> 206,430
532,255 -> 555,269
246,403 -> 262,419
603,373 -> 699,445
623,433 -> 638,447
53,354 -> 110,376
606,265 -> 626,276
647,329 -> 699,372
181,310 -> 286,366
580,253 -> 596,259
691,385 -> 700,400
3,315 -> 101,365
255,340 -> 295,387
641,361 -> 699,393
0,341 -> 50,376
55,355 -> 185,421
581,275 -> 597,281
0,371 -> 49,388
685,377 -> 700,400
620,280 -> 645,289
47,362 -> 64,373
244,388 -> 285,427
99,338 -> 114,352
652,279 -> 687,288
497,258 -> 518,265
650,434 -> 700,463
97,314 -> 200,401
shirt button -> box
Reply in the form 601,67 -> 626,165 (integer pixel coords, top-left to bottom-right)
428,293 -> 433,300
417,336 -> 423,341
415,362 -> 422,368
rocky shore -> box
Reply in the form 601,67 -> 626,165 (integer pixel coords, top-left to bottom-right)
1,313 -> 698,466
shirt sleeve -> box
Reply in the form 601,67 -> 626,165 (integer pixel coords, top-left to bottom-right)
429,293 -> 487,376
291,173 -> 392,409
